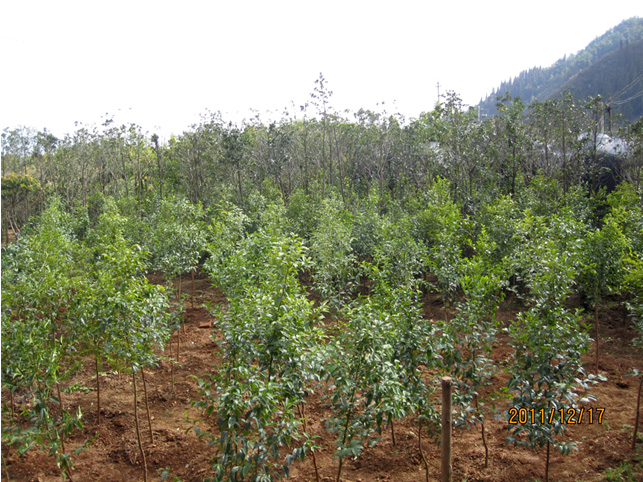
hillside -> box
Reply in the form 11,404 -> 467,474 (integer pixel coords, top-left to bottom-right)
479,17 -> 643,123
557,38 -> 643,122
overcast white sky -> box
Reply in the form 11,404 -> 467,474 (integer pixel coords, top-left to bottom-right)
2,1 -> 641,139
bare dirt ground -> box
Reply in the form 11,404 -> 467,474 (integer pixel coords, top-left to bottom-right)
2,273 -> 643,482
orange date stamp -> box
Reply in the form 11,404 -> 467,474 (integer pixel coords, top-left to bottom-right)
508,407 -> 605,425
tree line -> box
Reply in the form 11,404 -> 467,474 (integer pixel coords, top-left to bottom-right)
2,85 -> 643,240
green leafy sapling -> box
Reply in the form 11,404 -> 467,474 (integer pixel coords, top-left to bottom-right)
576,215 -> 628,374
506,212 -> 601,482
440,229 -> 507,467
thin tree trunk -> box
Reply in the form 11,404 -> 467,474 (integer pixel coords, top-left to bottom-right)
562,116 -> 568,194
336,410 -> 352,482
545,440 -> 550,482
236,161 -> 243,206
171,354 -> 176,396
389,417 -> 396,446
481,419 -> 488,468
191,269 -> 196,309
141,369 -> 154,444
132,370 -> 148,482
474,396 -> 488,468
57,383 -> 73,481
56,383 -> 67,456
9,390 -> 15,421
95,355 -> 101,425
633,375 -> 643,450
2,450 -> 11,482
176,326 -> 181,364
595,304 -> 600,375
418,417 -> 430,482
178,276 -> 186,334
297,403 -> 320,482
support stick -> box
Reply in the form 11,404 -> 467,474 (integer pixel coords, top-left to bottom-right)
441,376 -> 452,482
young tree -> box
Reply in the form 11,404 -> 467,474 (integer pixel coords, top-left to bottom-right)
309,197 -> 356,310
441,230 -> 507,467
506,210 -> 600,482
576,215 -> 628,374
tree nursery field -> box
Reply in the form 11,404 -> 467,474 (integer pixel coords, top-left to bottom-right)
1,268 -> 642,482
2,92 -> 643,481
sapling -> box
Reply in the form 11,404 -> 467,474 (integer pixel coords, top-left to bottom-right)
80,211 -> 174,479
147,198 -> 206,340
195,366 -> 309,481
441,230 -> 507,468
622,253 -> 643,449
0,201 -> 87,480
359,213 -> 440,467
576,216 -> 628,374
195,221 -> 323,481
506,305 -> 599,482
132,368 -> 149,482
506,214 -> 601,482
324,298 -> 407,482
309,197 -> 357,311
410,178 -> 465,319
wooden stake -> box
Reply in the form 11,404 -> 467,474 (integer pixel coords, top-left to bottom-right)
441,376 -> 452,482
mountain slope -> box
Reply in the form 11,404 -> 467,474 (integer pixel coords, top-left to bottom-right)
555,38 -> 643,122
478,17 -> 643,123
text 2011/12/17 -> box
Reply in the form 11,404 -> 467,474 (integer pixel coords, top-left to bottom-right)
508,407 -> 605,425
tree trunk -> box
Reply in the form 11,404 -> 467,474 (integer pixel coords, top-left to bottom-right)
297,403 -> 320,482
633,375 -> 643,450
545,440 -> 550,482
595,304 -> 600,375
418,417 -> 430,482
335,409 -> 352,482
475,396 -> 488,468
95,355 -> 101,425
191,269 -> 196,309
132,370 -> 148,482
56,383 -> 67,456
141,369 -> 154,444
